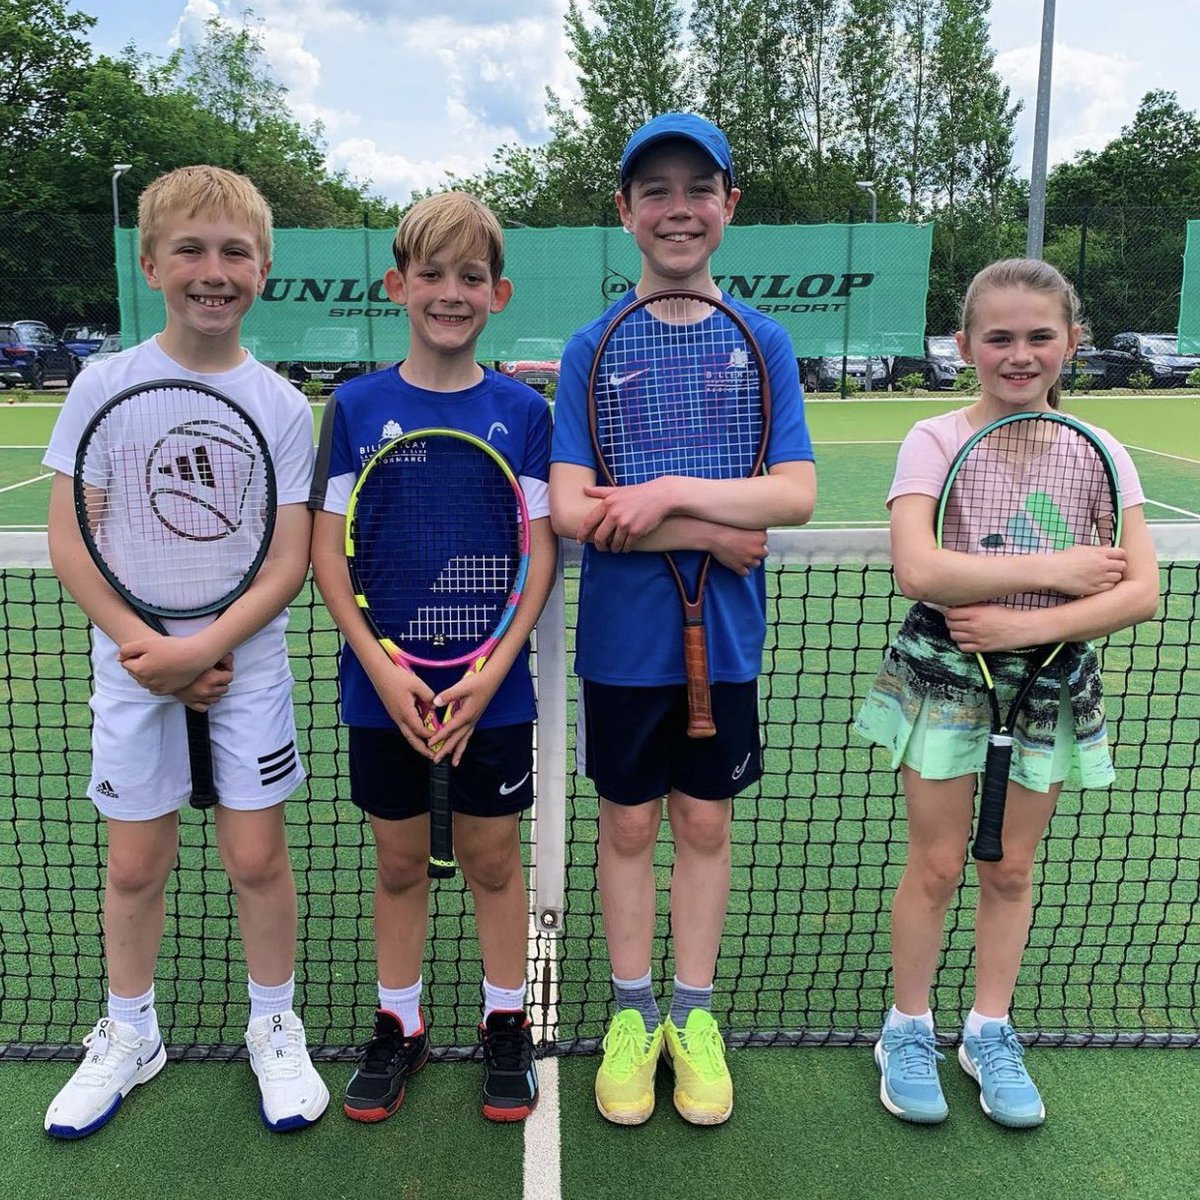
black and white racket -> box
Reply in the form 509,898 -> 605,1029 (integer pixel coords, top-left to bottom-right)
587,289 -> 771,737
935,411 -> 1121,862
74,379 -> 276,809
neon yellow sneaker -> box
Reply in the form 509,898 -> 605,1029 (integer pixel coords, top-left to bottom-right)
594,1009 -> 663,1125
662,1010 -> 733,1125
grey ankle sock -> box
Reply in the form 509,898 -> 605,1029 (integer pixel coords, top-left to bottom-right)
668,977 -> 713,1028
612,971 -> 661,1033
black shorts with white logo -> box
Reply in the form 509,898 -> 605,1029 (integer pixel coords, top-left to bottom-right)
578,680 -> 762,805
348,722 -> 534,821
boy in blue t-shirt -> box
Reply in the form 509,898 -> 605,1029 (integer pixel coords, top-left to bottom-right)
550,113 -> 816,1126
309,192 -> 556,1123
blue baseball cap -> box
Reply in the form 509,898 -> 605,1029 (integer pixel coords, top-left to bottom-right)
619,113 -> 735,186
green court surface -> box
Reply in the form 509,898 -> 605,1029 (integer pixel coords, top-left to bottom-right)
1,392 -> 1199,1200
0,1052 -> 1198,1200
4,394 -> 1199,530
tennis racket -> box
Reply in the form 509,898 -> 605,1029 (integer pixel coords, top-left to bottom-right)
587,290 -> 771,738
345,428 -> 532,879
74,378 -> 277,810
935,411 -> 1121,862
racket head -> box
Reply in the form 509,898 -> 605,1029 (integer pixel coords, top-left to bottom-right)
345,428 -> 532,669
74,379 -> 277,619
587,289 -> 771,487
934,411 -> 1121,611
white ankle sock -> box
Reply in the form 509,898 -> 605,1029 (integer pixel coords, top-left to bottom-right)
108,986 -> 158,1042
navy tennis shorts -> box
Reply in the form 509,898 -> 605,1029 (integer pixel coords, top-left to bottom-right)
578,680 -> 762,805
348,722 -> 534,820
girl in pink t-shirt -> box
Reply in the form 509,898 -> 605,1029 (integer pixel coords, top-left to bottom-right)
855,259 -> 1159,1129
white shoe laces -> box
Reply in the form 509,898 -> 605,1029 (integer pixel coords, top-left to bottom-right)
251,1019 -> 307,1083
74,1021 -> 140,1088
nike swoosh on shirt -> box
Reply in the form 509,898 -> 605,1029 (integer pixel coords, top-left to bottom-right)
499,772 -> 531,796
608,369 -> 648,388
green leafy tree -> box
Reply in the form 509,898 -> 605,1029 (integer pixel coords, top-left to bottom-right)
837,0 -> 902,189
544,0 -> 689,216
0,0 -> 96,208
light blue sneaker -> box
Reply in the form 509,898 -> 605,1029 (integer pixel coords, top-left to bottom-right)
958,1021 -> 1045,1128
874,1020 -> 948,1124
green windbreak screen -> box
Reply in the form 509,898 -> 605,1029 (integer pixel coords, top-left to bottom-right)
1180,221 -> 1200,353
116,223 -> 933,362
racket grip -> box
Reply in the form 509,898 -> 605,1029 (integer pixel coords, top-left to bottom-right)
972,735 -> 1012,862
428,761 -> 456,879
185,708 -> 219,810
683,621 -> 716,739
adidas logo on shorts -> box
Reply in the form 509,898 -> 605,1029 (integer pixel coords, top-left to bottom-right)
95,780 -> 120,799
258,742 -> 297,787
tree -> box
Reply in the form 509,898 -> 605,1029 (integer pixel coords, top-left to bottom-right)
1045,91 -> 1200,342
182,10 -> 288,134
0,0 -> 96,207
544,0 -> 689,215
837,0 -> 902,189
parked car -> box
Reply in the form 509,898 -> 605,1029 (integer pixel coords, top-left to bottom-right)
61,323 -> 112,359
79,332 -> 125,369
0,319 -> 80,388
800,355 -> 889,392
1096,332 -> 1200,388
277,327 -> 373,391
1059,344 -> 1108,390
890,335 -> 970,390
497,337 -> 563,394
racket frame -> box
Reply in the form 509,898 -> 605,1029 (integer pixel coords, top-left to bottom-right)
345,427 -> 532,878
72,378 -> 278,810
935,410 -> 1122,862
585,289 -> 772,738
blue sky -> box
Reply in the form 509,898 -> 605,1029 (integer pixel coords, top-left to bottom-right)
78,0 -> 1200,205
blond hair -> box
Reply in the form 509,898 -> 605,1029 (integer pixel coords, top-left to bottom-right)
392,192 -> 505,281
138,165 -> 274,261
960,258 -> 1083,409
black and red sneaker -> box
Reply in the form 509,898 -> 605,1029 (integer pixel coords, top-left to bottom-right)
479,1010 -> 539,1122
343,1010 -> 430,1122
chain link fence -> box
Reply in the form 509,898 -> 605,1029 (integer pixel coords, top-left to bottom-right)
2,207 -> 1196,388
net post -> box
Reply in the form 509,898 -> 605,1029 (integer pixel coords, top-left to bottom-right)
532,547 -> 567,933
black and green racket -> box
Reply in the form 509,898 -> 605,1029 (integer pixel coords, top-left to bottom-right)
935,411 -> 1121,862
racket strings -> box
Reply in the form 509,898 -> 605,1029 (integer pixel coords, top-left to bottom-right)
943,420 -> 1117,611
594,299 -> 764,484
79,386 -> 271,614
352,437 -> 523,664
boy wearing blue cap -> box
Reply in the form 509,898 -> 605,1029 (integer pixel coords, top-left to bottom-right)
549,113 -> 816,1125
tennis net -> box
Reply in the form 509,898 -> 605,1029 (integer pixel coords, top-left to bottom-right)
1,527 -> 1197,1060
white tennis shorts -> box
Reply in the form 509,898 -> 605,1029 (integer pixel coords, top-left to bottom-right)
86,678 -> 304,820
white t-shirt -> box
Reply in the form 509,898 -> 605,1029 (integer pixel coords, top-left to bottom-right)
44,337 -> 315,700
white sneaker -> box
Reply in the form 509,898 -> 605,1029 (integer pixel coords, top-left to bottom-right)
245,1011 -> 329,1131
44,1017 -> 166,1139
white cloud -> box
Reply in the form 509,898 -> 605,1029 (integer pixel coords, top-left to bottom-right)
997,42 -> 1143,170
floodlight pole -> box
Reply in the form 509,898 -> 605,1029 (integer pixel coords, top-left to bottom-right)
111,164 -> 133,228
1026,0 -> 1056,258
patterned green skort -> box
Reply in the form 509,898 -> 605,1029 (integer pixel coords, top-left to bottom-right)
853,602 -> 1114,793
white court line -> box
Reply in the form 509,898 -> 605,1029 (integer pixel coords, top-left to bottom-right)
1126,444 -> 1200,467
0,445 -> 50,450
524,922 -> 561,1200
1145,499 -> 1200,520
812,438 -> 902,445
0,473 -> 52,494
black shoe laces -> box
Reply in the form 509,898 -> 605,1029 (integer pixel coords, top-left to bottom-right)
360,1027 -> 413,1074
484,1025 -> 533,1073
